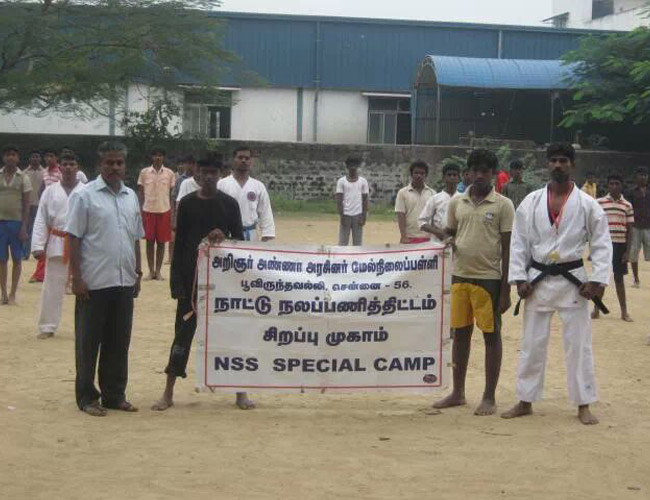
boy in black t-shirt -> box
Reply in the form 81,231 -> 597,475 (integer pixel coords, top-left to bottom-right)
152,158 -> 253,410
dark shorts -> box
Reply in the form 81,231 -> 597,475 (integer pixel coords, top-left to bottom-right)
612,242 -> 628,277
0,220 -> 23,261
450,275 -> 502,334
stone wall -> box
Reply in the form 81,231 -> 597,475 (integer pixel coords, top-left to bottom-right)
1,133 -> 649,202
236,141 -> 650,203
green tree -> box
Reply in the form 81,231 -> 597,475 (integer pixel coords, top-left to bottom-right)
560,19 -> 650,128
0,0 -> 236,118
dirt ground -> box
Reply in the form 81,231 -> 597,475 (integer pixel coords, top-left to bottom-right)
2,214 -> 650,500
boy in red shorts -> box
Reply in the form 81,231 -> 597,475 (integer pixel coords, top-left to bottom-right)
137,146 -> 175,280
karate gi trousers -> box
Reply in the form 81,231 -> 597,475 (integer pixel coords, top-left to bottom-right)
37,256 -> 67,335
516,296 -> 598,406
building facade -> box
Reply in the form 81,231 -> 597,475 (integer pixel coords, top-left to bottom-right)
0,12 -> 614,146
548,0 -> 648,30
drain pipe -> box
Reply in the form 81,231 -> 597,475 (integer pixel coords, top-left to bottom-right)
313,20 -> 322,142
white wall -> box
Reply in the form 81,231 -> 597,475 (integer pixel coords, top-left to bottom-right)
0,84 -> 184,137
1,85 -> 373,145
314,90 -> 368,144
0,105 -> 113,136
229,87 -> 369,144
552,0 -> 592,25
230,88 -> 298,142
589,2 -> 648,30
552,0 -> 647,29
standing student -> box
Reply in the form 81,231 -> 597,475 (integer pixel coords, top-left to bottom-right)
169,155 -> 197,266
152,158 -> 248,411
457,166 -> 471,194
582,172 -> 598,199
502,143 -> 611,425
137,146 -> 175,280
0,145 -> 32,305
31,154 -> 84,338
66,141 -> 144,417
176,167 -> 201,201
501,160 -> 534,209
172,155 -> 196,209
218,146 -> 275,242
41,149 -> 62,191
495,168 -> 510,194
336,156 -> 369,246
60,146 -> 89,184
394,161 -> 435,244
23,150 -> 45,259
419,163 -> 460,243
217,147 -> 272,409
433,149 -> 514,416
628,166 -> 650,288
592,175 -> 634,322
31,149 -> 63,283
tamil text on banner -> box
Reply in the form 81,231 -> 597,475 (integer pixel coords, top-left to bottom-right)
195,242 -> 451,392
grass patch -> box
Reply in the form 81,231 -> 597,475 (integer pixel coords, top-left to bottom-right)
271,195 -> 395,220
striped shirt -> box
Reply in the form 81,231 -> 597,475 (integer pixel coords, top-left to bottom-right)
597,194 -> 634,243
42,166 -> 63,188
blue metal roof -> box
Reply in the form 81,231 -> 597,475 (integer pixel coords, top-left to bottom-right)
208,13 -> 608,91
425,56 -> 574,90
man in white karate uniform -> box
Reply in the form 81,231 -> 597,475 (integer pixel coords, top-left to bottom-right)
217,146 -> 275,242
502,143 -> 612,425
216,146 -> 273,409
31,154 -> 84,339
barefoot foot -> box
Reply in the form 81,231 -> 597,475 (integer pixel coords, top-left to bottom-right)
621,313 -> 633,322
37,332 -> 54,340
578,405 -> 598,425
151,398 -> 174,411
474,398 -> 497,416
432,393 -> 466,409
501,401 -> 533,419
591,310 -> 599,320
236,393 -> 255,410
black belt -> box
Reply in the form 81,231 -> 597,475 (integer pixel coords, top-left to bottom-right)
513,259 -> 609,316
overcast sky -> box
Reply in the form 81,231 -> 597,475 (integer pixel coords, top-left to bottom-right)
220,0 -> 555,26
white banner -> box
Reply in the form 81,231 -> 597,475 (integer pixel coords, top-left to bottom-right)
195,242 -> 451,392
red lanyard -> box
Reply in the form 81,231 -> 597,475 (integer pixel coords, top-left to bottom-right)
547,184 -> 573,232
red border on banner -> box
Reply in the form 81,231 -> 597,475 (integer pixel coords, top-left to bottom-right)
215,245 -> 445,256
204,245 -> 211,389
203,245 -> 446,390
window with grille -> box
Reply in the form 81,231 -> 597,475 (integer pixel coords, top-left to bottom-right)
367,98 -> 411,145
183,92 -> 231,139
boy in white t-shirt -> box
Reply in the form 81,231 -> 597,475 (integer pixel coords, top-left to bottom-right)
335,156 -> 369,246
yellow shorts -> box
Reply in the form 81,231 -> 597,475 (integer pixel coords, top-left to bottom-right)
450,277 -> 501,333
